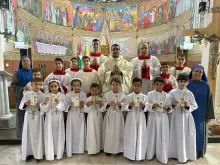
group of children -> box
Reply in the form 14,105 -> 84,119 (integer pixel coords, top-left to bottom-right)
19,52 -> 198,164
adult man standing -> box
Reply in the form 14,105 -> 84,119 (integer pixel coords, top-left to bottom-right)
131,43 -> 161,94
98,44 -> 133,94
89,39 -> 106,71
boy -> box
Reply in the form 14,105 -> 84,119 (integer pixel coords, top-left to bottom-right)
44,58 -> 71,94
76,56 -> 101,96
84,83 -> 104,154
123,77 -> 148,161
131,43 -> 161,94
89,39 -> 106,71
170,53 -> 191,78
23,68 -> 42,94
19,78 -> 44,162
146,77 -> 171,164
160,62 -> 178,93
65,57 -> 80,79
168,73 -> 198,163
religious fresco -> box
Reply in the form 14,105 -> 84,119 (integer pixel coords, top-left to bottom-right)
138,28 -> 176,56
72,3 -> 105,31
18,0 -> 42,18
16,20 -> 31,44
177,22 -> 190,47
175,0 -> 191,17
106,4 -> 137,32
42,0 -> 73,26
31,27 -> 73,56
87,0 -> 127,2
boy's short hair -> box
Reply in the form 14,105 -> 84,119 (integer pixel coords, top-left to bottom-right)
55,58 -> 63,63
31,77 -> 43,82
153,76 -> 165,84
90,83 -> 99,90
161,62 -> 169,66
132,77 -> 142,85
32,68 -> 41,73
71,78 -> 82,86
111,44 -> 120,50
110,77 -> 121,85
71,57 -> 77,61
177,52 -> 186,59
177,73 -> 189,81
92,39 -> 100,43
82,55 -> 90,61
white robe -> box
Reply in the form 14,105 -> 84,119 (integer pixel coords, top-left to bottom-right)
98,55 -> 133,95
40,92 -> 66,161
89,54 -> 106,67
84,96 -> 104,154
122,92 -> 148,161
170,67 -> 191,78
65,91 -> 87,156
76,69 -> 101,94
19,91 -> 44,160
65,68 -> 79,79
23,82 -> 44,95
168,88 -> 198,163
131,56 -> 161,94
146,90 -> 171,164
43,72 -> 71,94
101,91 -> 125,154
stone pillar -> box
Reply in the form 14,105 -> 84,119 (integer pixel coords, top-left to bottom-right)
0,34 -> 15,129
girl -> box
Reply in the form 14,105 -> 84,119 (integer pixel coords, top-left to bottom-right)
40,78 -> 66,161
65,78 -> 87,157
84,83 -> 104,155
101,78 -> 125,156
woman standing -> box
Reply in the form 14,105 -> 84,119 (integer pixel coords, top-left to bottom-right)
11,56 -> 32,138
187,64 -> 215,158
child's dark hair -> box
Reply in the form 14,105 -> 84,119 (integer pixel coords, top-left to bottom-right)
32,68 -> 41,73
82,55 -> 90,61
71,57 -> 77,61
111,44 -> 120,49
92,39 -> 100,43
161,62 -> 169,66
31,77 -> 43,82
48,80 -> 61,92
55,58 -> 63,63
153,76 -> 165,84
132,77 -> 142,85
110,77 -> 121,85
71,79 -> 82,86
177,73 -> 189,81
177,52 -> 186,59
90,83 -> 99,90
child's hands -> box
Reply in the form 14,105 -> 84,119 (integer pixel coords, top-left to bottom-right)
55,98 -> 60,104
129,101 -> 135,107
184,101 -> 189,107
35,103 -> 40,110
86,100 -> 94,107
172,100 -> 179,106
69,102 -> 74,110
80,101 -> 84,109
44,97 -> 50,104
116,101 -> 121,106
25,100 -> 31,106
163,106 -> 170,111
139,102 -> 145,109
108,101 -> 115,106
96,100 -> 102,105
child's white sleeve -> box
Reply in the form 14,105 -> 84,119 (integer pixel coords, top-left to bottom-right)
121,95 -> 132,112
64,94 -> 71,112
84,98 -> 91,113
183,92 -> 198,113
19,93 -> 28,110
143,95 -> 150,112
100,94 -> 108,112
56,94 -> 66,112
40,102 -> 50,113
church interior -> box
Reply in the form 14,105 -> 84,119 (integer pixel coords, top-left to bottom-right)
0,0 -> 220,164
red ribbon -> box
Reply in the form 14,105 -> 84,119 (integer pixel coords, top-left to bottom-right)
138,54 -> 151,60
53,70 -> 66,75
90,64 -> 100,71
90,52 -> 101,57
83,68 -> 93,72
70,68 -> 80,72
160,73 -> 170,79
176,66 -> 184,70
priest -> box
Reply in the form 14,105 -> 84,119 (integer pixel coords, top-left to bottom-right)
98,44 -> 133,95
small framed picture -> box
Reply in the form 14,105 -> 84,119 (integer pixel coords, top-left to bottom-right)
156,102 -> 163,113
30,95 -> 38,105
133,96 -> 140,106
114,94 -> 119,103
51,94 -> 57,103
72,97 -> 79,107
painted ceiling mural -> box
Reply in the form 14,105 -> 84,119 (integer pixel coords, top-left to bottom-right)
87,0 -> 127,2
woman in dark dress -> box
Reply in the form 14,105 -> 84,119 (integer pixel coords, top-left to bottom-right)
11,56 -> 32,138
187,64 -> 215,158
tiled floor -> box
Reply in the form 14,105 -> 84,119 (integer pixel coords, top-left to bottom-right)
0,144 -> 220,165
